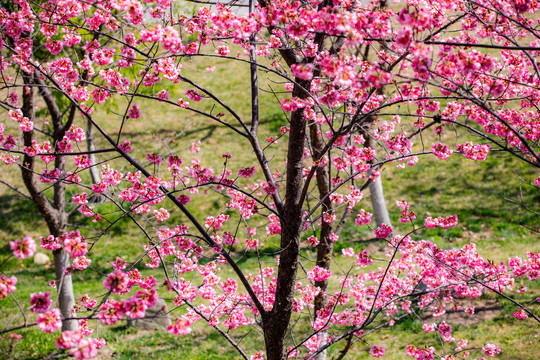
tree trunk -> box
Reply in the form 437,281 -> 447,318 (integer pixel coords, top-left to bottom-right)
369,176 -> 392,229
309,122 -> 334,360
368,0 -> 392,231
51,152 -> 77,331
53,249 -> 78,331
21,72 -> 77,332
366,134 -> 392,230
86,119 -> 101,185
263,78 -> 310,360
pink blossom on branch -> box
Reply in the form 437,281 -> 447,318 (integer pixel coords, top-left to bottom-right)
103,271 -> 129,295
37,309 -> 62,333
431,142 -> 452,160
40,235 -> 61,251
146,153 -> 162,164
70,338 -> 98,359
482,343 -> 502,357
153,208 -> 170,222
513,308 -> 528,319
422,323 -> 436,332
370,344 -> 385,357
0,275 -> 17,300
62,230 -> 88,258
355,209 -> 373,226
55,330 -> 83,350
185,89 -> 203,102
30,291 -> 52,313
307,266 -> 331,282
375,224 -> 393,239
73,256 -> 92,270
168,316 -> 193,335
238,167 -> 255,178
9,235 -> 36,259
355,250 -> 373,267
290,63 -> 314,80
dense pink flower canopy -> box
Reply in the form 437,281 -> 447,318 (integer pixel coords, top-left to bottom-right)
0,0 -> 539,359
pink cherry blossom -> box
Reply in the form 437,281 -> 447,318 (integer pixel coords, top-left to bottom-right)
73,256 -> 92,270
0,275 -> 17,300
37,308 -> 62,333
177,98 -> 189,108
513,308 -> 528,319
119,140 -> 134,153
128,104 -> 141,119
103,271 -> 129,295
355,209 -> 373,226
290,63 -> 314,80
146,153 -> 162,164
342,248 -> 355,257
424,217 -> 439,229
431,142 -> 452,160
307,266 -> 331,282
55,330 -> 83,350
98,300 -> 123,325
9,235 -> 36,259
70,338 -> 98,359
250,351 -> 264,360
375,224 -> 393,239
307,235 -> 319,247
186,89 -> 203,102
63,230 -> 88,258
153,208 -> 170,222
355,250 -> 373,267
422,323 -> 436,332
370,344 -> 385,357
482,344 -> 501,357
238,167 -> 255,178
30,291 -> 52,313
168,316 -> 193,335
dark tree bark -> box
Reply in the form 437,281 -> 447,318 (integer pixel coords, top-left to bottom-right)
21,72 -> 77,331
263,78 -> 311,360
309,122 -> 335,360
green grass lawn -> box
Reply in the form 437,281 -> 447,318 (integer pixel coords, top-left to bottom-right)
1,48 -> 539,359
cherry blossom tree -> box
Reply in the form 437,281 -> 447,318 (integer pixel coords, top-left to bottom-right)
1,0 -> 540,359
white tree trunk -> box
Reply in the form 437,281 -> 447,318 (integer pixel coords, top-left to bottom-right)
315,332 -> 328,360
369,176 -> 392,229
54,249 -> 78,331
87,119 -> 101,185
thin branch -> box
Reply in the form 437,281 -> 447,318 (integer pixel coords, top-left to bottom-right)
0,179 -> 32,200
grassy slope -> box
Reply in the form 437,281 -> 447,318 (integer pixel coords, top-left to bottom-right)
0,51 -> 539,359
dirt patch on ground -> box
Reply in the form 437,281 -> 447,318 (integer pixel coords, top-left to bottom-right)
92,330 -> 152,360
365,242 -> 388,256
422,298 -> 502,326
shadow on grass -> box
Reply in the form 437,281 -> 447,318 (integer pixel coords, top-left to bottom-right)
0,196 -> 43,236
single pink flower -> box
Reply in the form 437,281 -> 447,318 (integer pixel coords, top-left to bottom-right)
37,308 -> 62,333
10,235 -> 36,259
30,291 -> 52,313
70,338 -> 98,359
55,330 -> 83,350
375,224 -> 393,239
370,344 -> 385,357
482,343 -> 501,357
168,316 -> 193,335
